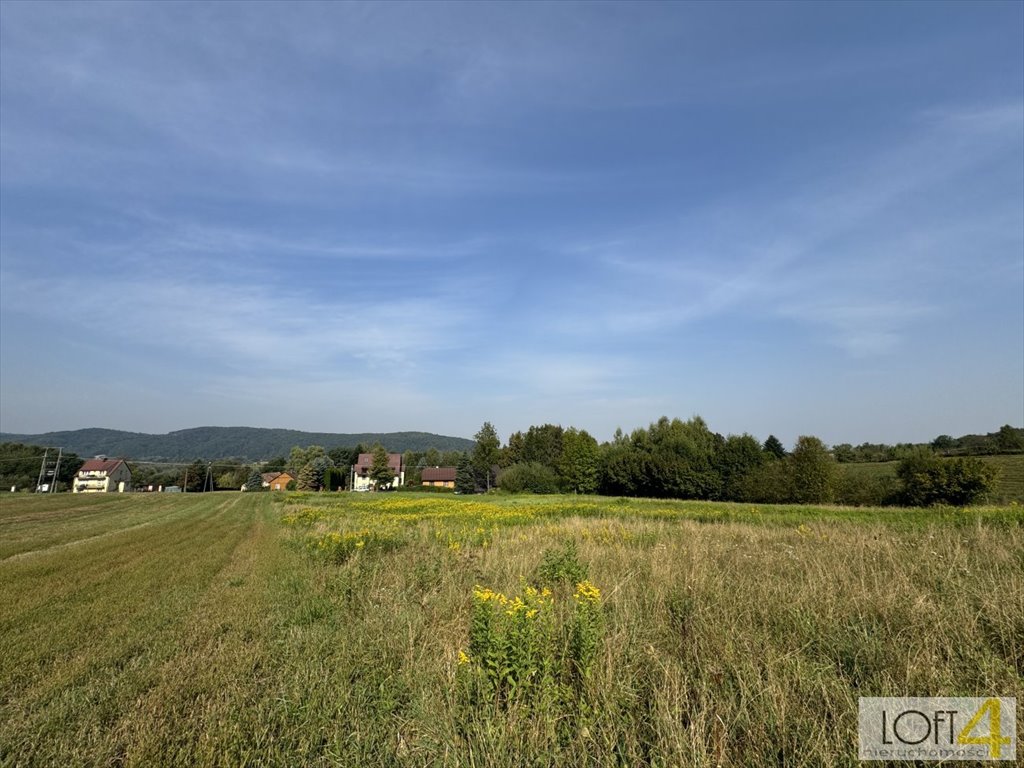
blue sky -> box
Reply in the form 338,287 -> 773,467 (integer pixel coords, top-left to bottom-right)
1,1 -> 1021,447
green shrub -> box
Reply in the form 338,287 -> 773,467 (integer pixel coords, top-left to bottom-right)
497,462 -> 561,494
896,451 -> 998,506
834,472 -> 900,507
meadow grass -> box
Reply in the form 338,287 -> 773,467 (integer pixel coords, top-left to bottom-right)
1,492 -> 1021,767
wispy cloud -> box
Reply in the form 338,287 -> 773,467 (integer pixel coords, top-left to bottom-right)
1,264 -> 477,375
542,101 -> 1023,357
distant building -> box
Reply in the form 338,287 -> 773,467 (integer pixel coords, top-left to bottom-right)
421,466 -> 456,489
261,471 -> 296,491
74,458 -> 132,493
353,453 -> 404,490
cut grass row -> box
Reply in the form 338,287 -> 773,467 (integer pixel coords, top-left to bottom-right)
1,492 -> 1021,766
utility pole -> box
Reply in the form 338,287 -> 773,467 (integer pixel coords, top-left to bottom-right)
51,448 -> 62,493
35,449 -> 49,492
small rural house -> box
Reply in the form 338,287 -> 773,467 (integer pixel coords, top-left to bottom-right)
353,453 -> 404,491
74,458 -> 132,493
421,466 -> 456,488
261,472 -> 295,491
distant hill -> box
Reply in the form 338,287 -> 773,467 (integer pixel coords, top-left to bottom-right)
0,426 -> 474,461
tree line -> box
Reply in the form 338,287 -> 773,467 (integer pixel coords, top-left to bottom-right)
462,418 -> 1002,507
832,424 -> 1023,463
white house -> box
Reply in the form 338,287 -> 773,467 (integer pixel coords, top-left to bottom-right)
352,452 -> 404,491
73,458 -> 132,493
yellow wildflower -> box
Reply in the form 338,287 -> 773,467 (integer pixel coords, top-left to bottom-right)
472,586 -> 508,606
505,597 -> 527,616
457,650 -> 470,666
573,580 -> 601,604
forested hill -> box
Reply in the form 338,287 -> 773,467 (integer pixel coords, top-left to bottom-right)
0,427 -> 474,461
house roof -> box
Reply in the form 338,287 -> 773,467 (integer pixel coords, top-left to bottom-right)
354,452 -> 402,473
79,458 -> 130,475
422,466 -> 456,482
261,472 -> 281,483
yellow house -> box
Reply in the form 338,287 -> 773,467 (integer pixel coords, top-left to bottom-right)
261,471 -> 296,491
421,467 -> 456,488
73,458 -> 132,493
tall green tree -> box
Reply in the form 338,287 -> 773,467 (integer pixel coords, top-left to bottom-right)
788,436 -> 837,504
369,445 -> 395,490
763,435 -> 787,460
403,450 -> 424,486
327,446 -> 357,469
521,424 -> 564,469
286,445 -> 326,476
559,428 -> 599,494
440,450 -> 465,467
717,434 -> 765,501
455,452 -> 476,494
503,432 -> 526,467
298,456 -> 334,491
996,424 -> 1024,452
243,469 -> 265,492
472,422 -> 501,492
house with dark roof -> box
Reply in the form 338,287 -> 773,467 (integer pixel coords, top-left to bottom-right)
421,466 -> 457,488
352,452 -> 404,490
74,458 -> 132,493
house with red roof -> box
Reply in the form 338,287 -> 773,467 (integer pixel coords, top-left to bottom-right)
73,458 -> 132,493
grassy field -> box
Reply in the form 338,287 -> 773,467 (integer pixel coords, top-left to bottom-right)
840,454 -> 1024,504
1,492 -> 1021,767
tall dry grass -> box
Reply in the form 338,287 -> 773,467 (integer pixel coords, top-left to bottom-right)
1,492 -> 1020,766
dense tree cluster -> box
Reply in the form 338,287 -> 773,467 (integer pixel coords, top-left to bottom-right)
589,419 -> 839,504
460,416 -> 1000,507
